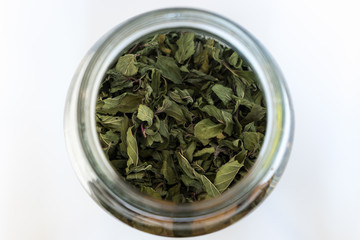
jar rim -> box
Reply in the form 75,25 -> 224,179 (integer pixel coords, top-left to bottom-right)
65,7 -> 294,232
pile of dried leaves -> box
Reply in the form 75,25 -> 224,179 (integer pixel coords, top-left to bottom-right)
96,32 -> 266,202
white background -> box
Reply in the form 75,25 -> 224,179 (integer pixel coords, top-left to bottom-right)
1,0 -> 360,239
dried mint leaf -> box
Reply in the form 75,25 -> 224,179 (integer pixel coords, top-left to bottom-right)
115,54 -> 138,76
137,104 -> 154,127
194,119 -> 224,145
126,126 -> 139,173
214,160 -> 244,193
212,84 -> 234,105
175,32 -> 195,64
156,55 -> 182,84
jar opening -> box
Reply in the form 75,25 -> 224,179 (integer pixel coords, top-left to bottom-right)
94,29 -> 268,206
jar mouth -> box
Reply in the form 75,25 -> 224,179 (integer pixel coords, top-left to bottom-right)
65,8 -> 294,219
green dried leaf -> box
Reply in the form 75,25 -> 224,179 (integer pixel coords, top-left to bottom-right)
136,35 -> 158,56
126,126 -> 139,172
145,132 -> 163,146
194,172 -> 220,198
219,139 -> 241,151
158,34 -> 172,55
158,119 -> 169,139
129,163 -> 153,173
175,32 -> 195,64
126,172 -> 145,180
161,151 -> 178,184
241,104 -> 266,125
243,132 -> 264,152
163,98 -> 187,124
178,152 -> 220,197
237,71 -> 257,87
184,141 -> 197,162
214,160 -> 243,193
212,84 -> 234,105
151,69 -> 161,97
232,75 -> 245,98
236,149 -> 248,164
204,39 -> 221,62
201,105 -> 234,135
194,119 -> 224,145
180,175 -> 203,193
169,88 -> 193,105
177,152 -> 196,179
96,114 -> 123,130
141,186 -> 162,199
99,130 -> 119,157
179,64 -> 190,72
193,147 -> 215,157
156,55 -> 182,84
194,42 -> 210,73
228,51 -> 242,69
100,93 -> 143,114
98,96 -> 121,114
106,71 -> 133,93
115,54 -> 138,76
119,115 -> 129,155
137,104 -> 154,126
166,184 -> 181,201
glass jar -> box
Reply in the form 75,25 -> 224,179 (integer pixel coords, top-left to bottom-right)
64,8 -> 294,237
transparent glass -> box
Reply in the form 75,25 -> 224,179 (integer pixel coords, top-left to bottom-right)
64,8 -> 294,237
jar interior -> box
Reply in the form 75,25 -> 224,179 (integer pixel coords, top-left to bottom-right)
94,29 -> 268,206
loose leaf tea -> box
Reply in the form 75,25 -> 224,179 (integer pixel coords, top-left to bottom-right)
96,31 -> 267,203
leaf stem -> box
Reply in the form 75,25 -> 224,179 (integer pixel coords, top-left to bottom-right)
127,42 -> 139,54
141,123 -> 147,138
